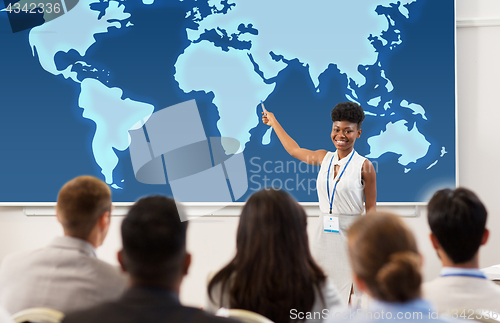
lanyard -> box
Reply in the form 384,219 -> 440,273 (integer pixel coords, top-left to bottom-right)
327,150 -> 355,214
441,273 -> 487,279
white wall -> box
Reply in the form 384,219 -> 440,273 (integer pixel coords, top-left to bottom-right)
457,0 -> 500,19
455,0 -> 500,269
0,0 -> 499,308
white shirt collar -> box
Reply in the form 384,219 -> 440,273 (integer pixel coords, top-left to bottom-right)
333,149 -> 355,166
440,267 -> 486,278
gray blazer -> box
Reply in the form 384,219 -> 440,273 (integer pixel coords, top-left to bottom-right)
0,236 -> 127,315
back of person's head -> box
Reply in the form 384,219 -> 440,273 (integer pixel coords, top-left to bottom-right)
121,195 -> 188,287
56,176 -> 111,240
347,212 -> 421,303
208,188 -> 325,323
331,101 -> 365,128
427,187 -> 487,264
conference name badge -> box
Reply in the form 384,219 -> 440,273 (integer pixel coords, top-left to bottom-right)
323,215 -> 339,233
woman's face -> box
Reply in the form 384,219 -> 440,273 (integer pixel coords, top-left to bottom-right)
331,121 -> 361,153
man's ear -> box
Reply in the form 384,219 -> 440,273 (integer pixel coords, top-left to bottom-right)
357,128 -> 362,138
99,211 -> 111,229
182,253 -> 192,276
55,206 -> 61,224
481,228 -> 490,245
429,233 -> 441,250
55,209 -> 68,235
117,249 -> 127,272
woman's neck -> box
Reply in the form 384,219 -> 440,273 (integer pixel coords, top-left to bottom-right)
338,148 -> 353,160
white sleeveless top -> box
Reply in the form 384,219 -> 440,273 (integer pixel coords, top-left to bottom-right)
316,150 -> 366,215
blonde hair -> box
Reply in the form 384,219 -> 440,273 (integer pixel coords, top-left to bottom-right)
347,212 -> 421,302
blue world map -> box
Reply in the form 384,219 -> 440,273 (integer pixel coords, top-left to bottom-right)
0,0 -> 455,202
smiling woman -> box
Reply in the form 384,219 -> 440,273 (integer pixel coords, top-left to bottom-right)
262,101 -> 377,304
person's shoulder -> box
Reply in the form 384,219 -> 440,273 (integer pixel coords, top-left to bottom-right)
1,249 -> 31,264
422,276 -> 449,295
424,275 -> 497,290
83,259 -> 128,287
62,302 -> 116,323
0,247 -> 47,272
352,150 -> 366,159
423,276 -> 500,307
479,278 -> 500,295
87,257 -> 123,274
361,158 -> 373,169
315,150 -> 331,165
360,158 -> 375,181
181,307 -> 240,323
486,279 -> 500,290
2,246 -> 47,261
0,307 -> 13,323
349,151 -> 369,170
63,301 -> 239,323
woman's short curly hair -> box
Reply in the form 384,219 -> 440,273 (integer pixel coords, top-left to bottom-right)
331,102 -> 365,128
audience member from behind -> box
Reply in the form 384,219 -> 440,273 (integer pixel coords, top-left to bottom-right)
206,188 -> 341,323
328,212 -> 449,323
423,188 -> 500,313
63,196 -> 238,323
0,176 -> 126,315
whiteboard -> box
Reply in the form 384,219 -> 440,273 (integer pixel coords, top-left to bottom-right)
0,0 -> 456,203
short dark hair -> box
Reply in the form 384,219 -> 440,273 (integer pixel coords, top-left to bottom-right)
427,188 -> 487,264
121,196 -> 188,284
57,176 -> 111,239
331,102 -> 365,128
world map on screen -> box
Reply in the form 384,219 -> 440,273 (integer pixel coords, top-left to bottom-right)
0,0 -> 455,202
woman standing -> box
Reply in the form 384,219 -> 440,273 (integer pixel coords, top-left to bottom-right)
262,102 -> 376,303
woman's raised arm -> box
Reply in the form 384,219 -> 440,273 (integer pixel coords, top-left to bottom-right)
262,111 -> 327,165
